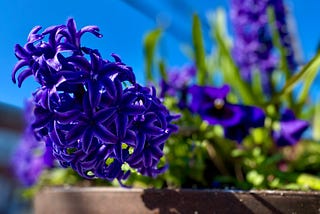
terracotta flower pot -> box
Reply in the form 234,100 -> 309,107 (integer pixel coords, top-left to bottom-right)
34,187 -> 320,214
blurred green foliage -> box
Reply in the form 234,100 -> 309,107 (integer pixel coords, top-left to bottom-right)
124,8 -> 320,190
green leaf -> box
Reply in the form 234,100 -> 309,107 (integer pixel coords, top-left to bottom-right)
158,59 -> 167,81
297,173 -> 320,190
278,51 -> 320,96
269,4 -> 320,110
209,9 -> 256,105
267,6 -> 296,108
312,103 -> 320,141
267,6 -> 291,79
247,170 -> 264,187
143,28 -> 162,82
192,13 -> 207,85
231,148 -> 246,158
251,70 -> 266,103
297,63 -> 320,107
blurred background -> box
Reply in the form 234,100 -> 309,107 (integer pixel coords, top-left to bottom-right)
0,0 -> 319,213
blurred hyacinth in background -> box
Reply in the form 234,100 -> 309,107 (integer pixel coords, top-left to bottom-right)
11,0 -> 320,193
11,100 -> 55,187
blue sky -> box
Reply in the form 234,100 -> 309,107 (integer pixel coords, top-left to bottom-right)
1,0 -> 319,108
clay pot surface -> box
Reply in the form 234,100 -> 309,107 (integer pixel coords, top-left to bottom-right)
34,187 -> 320,214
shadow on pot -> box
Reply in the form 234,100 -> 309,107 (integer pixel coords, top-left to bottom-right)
141,189 -> 320,214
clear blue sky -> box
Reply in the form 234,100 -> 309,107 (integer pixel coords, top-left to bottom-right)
1,0 -> 319,108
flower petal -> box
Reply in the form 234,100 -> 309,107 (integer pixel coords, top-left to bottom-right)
94,124 -> 118,144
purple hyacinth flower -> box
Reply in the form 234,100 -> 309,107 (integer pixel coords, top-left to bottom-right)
12,134 -> 55,187
160,64 -> 196,109
272,109 -> 309,147
230,0 -> 298,95
269,0 -> 297,71
125,85 -> 178,177
12,18 -> 178,183
230,0 -> 277,95
189,84 -> 265,142
11,101 -> 55,187
160,64 -> 196,97
12,18 -> 102,88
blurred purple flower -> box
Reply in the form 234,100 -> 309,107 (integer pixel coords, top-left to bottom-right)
12,18 -> 177,183
189,84 -> 265,142
189,85 -> 243,127
230,0 -> 276,94
230,0 -> 297,94
224,106 -> 265,143
160,64 -> 196,109
272,109 -> 309,147
160,64 -> 196,97
12,101 -> 55,187
269,0 -> 297,71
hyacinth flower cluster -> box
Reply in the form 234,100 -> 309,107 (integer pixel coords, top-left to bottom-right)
230,0 -> 297,94
160,64 -> 196,109
230,0 -> 276,88
12,18 -> 177,184
12,100 -> 55,186
269,0 -> 297,71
